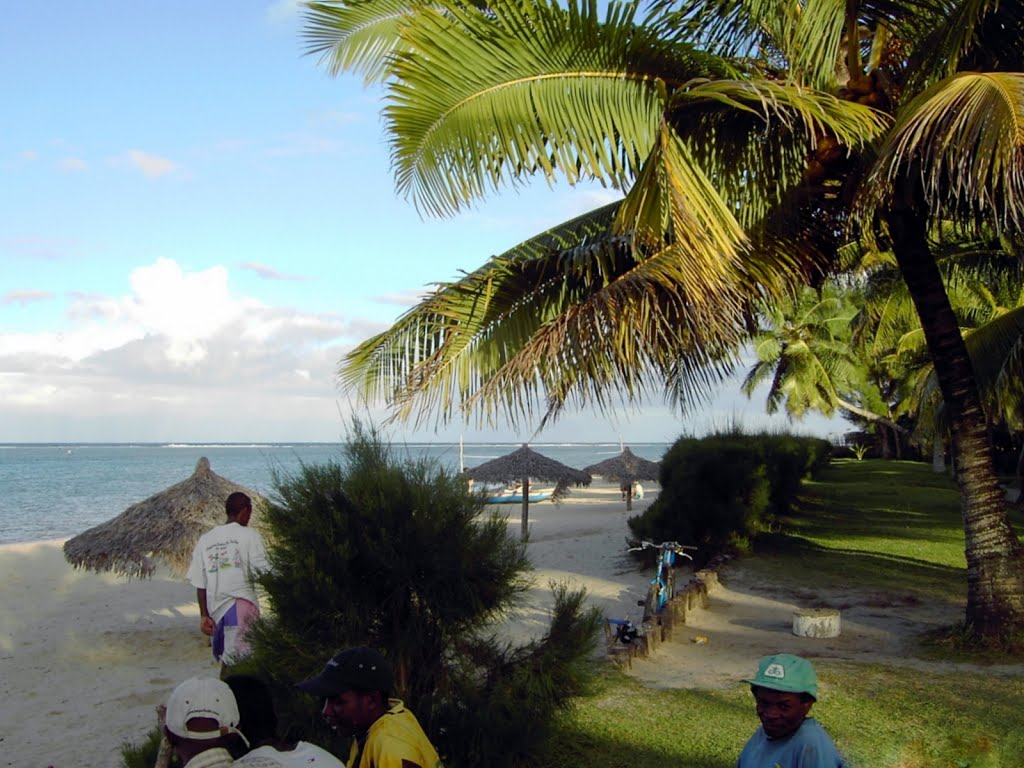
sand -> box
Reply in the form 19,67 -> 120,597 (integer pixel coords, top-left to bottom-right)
1,481 -> 1007,767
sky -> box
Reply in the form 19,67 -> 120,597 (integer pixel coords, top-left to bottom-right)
0,1 -> 848,444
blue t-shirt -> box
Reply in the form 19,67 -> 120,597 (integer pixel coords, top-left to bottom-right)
736,718 -> 844,768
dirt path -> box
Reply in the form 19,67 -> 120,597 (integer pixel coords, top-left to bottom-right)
626,558 -> 1024,689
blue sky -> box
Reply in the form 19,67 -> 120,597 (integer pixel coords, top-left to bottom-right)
0,1 -> 846,443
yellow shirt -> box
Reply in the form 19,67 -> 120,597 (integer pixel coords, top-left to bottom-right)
348,700 -> 443,768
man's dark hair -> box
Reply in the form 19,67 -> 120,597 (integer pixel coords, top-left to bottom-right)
226,491 -> 251,519
224,674 -> 278,744
750,685 -> 816,703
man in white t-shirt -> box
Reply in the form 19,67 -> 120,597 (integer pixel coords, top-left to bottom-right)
226,674 -> 344,767
188,491 -> 269,664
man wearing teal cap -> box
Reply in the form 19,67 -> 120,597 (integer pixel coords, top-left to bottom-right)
737,653 -> 845,767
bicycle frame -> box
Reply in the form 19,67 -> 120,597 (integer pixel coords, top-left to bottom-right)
629,540 -> 695,624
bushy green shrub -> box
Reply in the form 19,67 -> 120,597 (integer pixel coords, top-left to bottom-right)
238,422 -> 602,767
759,434 -> 832,516
629,429 -> 830,564
119,727 -> 163,768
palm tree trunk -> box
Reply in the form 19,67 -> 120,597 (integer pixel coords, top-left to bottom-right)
932,435 -> 946,473
879,424 -> 894,459
836,397 -> 908,435
887,200 -> 1024,637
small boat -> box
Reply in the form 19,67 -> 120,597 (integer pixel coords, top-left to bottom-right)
486,491 -> 553,504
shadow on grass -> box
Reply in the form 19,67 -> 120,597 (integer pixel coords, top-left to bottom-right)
538,674 -> 750,768
749,532 -> 966,605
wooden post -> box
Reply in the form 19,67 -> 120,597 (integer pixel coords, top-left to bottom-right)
520,474 -> 529,541
154,704 -> 172,768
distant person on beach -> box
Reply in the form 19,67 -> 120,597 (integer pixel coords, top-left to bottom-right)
163,676 -> 247,767
297,646 -> 444,768
620,481 -> 631,501
188,491 -> 269,665
632,481 -> 644,500
225,674 -> 344,767
737,653 -> 845,768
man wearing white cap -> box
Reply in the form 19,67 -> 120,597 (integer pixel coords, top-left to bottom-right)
737,653 -> 845,767
164,676 -> 248,767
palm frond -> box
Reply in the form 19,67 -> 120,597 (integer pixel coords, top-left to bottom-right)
913,304 -> 1024,428
340,200 -> 748,428
905,0 -> 1024,92
303,0 -> 422,84
613,122 -> 752,295
651,0 -> 939,86
964,304 -> 1024,392
859,72 -> 1024,233
672,78 -> 890,226
383,0 -> 731,216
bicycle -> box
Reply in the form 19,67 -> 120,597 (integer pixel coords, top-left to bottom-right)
628,540 -> 696,624
603,540 -> 696,663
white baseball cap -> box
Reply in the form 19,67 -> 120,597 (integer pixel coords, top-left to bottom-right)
165,677 -> 248,745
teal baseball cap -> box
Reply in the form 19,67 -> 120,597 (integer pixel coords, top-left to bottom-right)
743,653 -> 818,700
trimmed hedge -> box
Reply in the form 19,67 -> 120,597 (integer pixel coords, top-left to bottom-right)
628,430 -> 831,566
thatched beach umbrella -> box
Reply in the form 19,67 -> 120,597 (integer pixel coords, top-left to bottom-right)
465,444 -> 591,540
63,456 -> 259,579
584,448 -> 661,511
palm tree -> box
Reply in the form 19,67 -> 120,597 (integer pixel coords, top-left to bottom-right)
306,0 -> 885,426
741,283 -> 910,439
856,232 -> 1024,459
304,0 -> 1024,637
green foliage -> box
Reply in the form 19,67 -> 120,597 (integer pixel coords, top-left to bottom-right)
238,422 -> 602,767
628,429 -> 830,564
538,662 -> 1024,768
532,461 -> 1024,768
850,442 -> 869,460
439,583 -> 603,767
307,0 -> 888,430
119,727 -> 162,768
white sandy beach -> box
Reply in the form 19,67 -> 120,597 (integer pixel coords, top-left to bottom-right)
0,480 -> 981,768
0,482 -> 653,768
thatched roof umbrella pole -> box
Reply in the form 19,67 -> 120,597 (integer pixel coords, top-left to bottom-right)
584,447 -> 661,512
63,456 -> 260,579
465,444 -> 591,540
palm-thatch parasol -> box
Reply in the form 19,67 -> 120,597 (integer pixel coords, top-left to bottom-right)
584,447 -> 661,511
465,444 -> 591,540
63,456 -> 259,579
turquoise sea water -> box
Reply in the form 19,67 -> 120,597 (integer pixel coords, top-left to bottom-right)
0,441 -> 670,545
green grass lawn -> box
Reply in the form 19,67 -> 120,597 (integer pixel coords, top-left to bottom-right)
535,459 -> 1024,768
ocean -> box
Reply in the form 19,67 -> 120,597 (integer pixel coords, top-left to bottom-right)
0,441 -> 671,545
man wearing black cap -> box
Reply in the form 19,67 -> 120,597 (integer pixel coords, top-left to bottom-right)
297,646 -> 443,768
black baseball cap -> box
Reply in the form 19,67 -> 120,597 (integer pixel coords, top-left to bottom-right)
296,647 -> 394,696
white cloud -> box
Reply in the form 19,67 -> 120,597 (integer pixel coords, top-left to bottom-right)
2,235 -> 79,260
371,288 -> 432,307
122,149 -> 178,178
59,157 -> 88,173
0,258 -> 364,440
239,261 -> 308,281
309,109 -> 363,126
574,188 -> 625,213
265,0 -> 302,25
0,256 -> 851,443
2,289 -> 54,306
265,132 -> 340,157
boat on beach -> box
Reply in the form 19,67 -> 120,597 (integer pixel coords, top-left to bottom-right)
485,490 -> 554,504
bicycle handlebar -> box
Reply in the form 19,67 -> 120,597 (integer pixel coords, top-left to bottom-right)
627,540 -> 696,558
